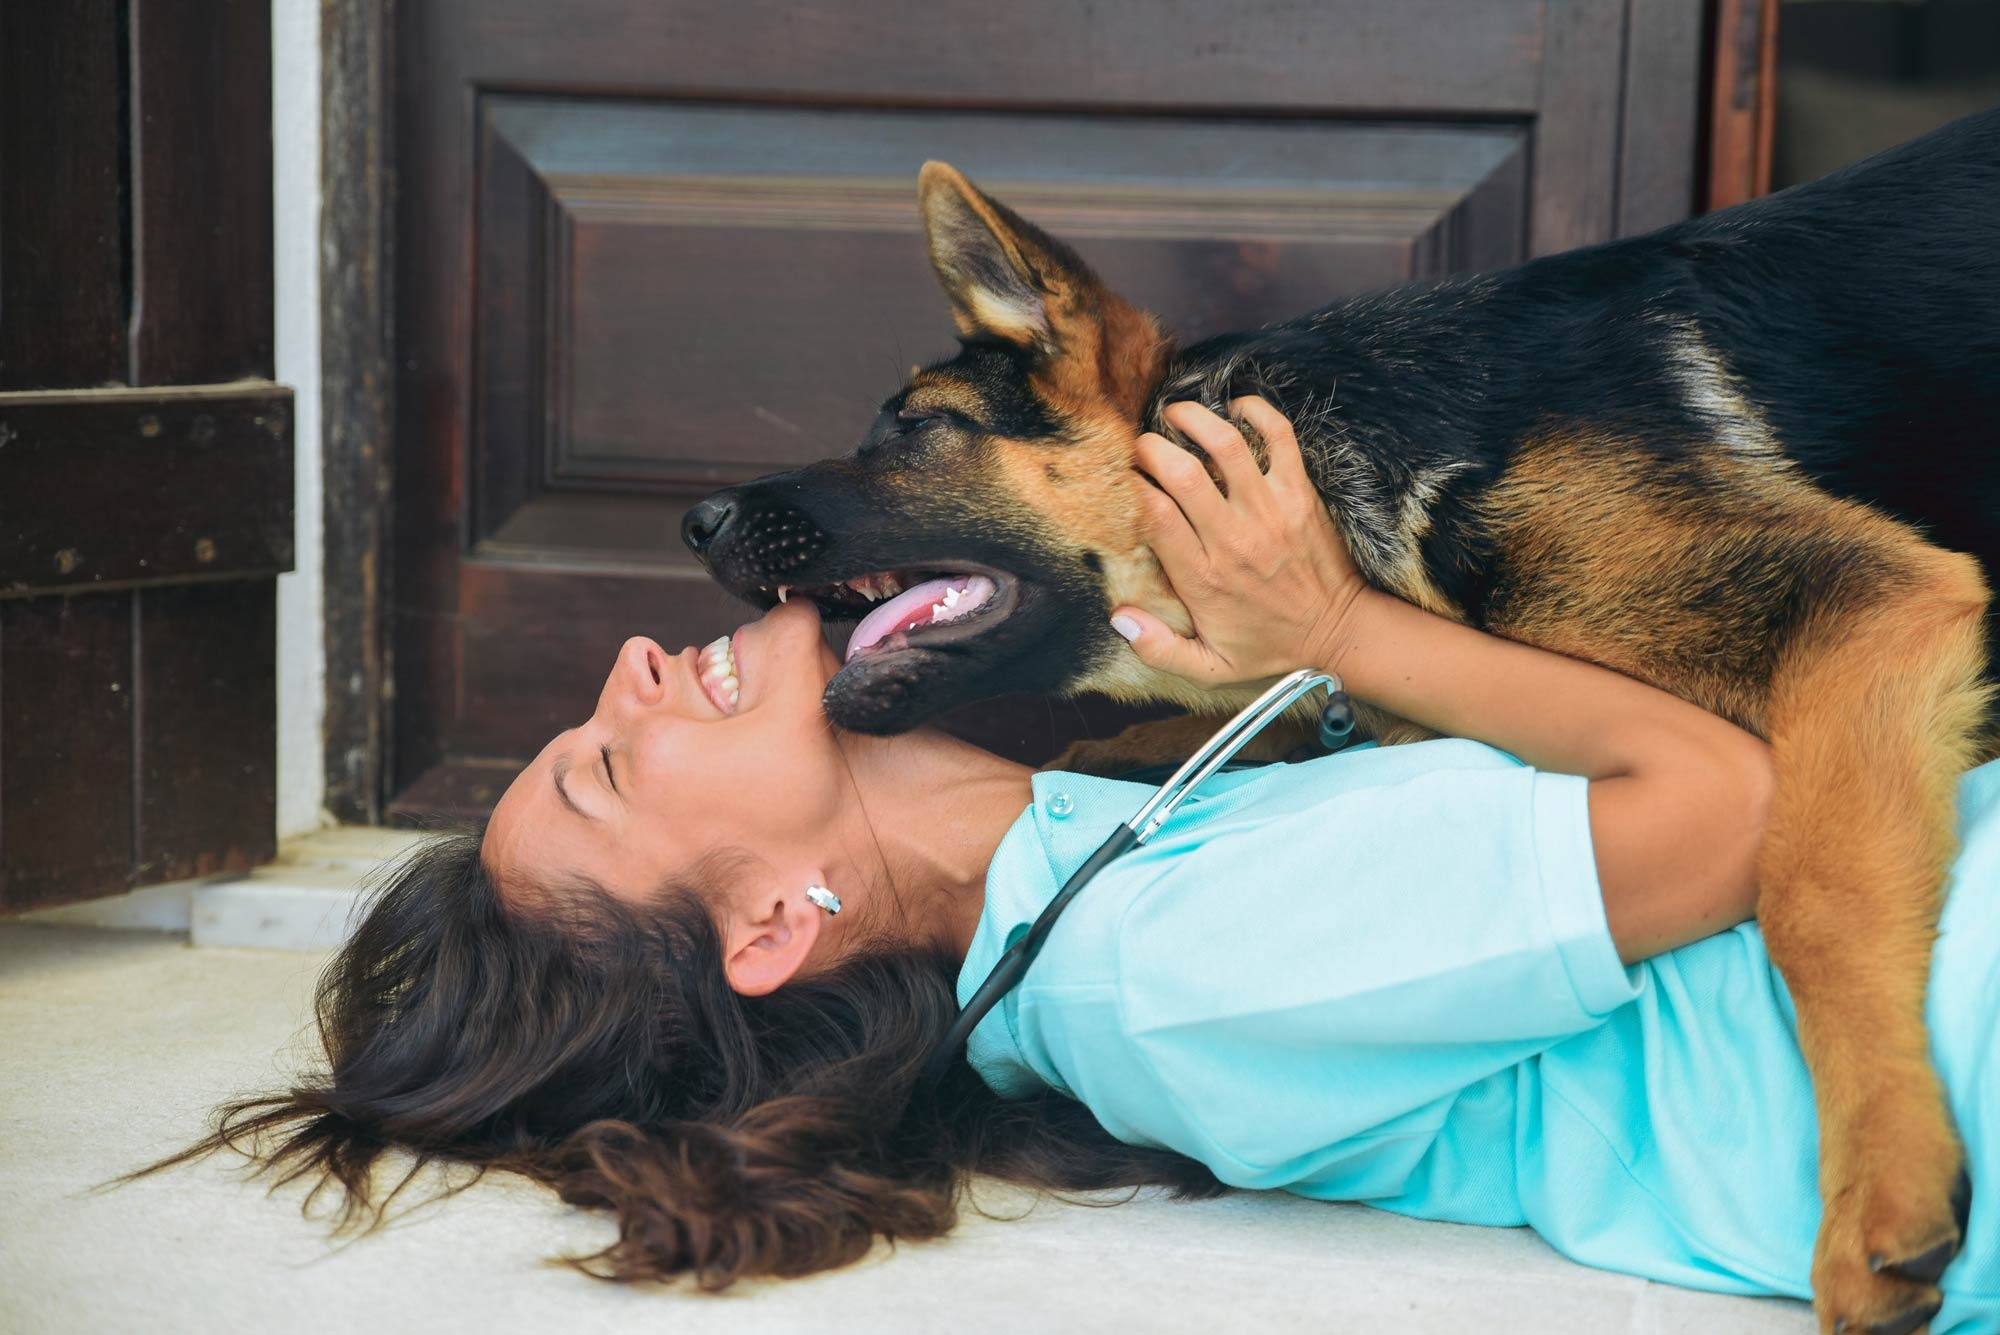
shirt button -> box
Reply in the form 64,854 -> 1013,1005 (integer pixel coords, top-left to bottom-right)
1046,792 -> 1075,818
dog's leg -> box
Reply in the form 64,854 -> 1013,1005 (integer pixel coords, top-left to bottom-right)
1758,546 -> 1990,1335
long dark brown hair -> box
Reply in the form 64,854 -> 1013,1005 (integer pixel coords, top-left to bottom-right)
129,828 -> 1220,1287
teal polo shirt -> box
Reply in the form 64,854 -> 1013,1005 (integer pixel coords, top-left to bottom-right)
961,740 -> 2000,1331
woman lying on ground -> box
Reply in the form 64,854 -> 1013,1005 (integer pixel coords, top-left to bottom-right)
144,401 -> 2000,1331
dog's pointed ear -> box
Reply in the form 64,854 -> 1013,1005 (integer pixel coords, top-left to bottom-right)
918,162 -> 1170,415
918,161 -> 1091,349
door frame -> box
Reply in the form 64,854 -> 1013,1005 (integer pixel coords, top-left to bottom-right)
321,0 -> 396,824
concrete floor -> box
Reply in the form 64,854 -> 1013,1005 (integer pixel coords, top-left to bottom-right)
0,924 -> 1814,1334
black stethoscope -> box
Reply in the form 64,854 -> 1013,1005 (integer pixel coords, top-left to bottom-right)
920,668 -> 1357,1089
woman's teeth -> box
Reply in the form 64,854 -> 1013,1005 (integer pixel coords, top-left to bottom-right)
699,635 -> 740,712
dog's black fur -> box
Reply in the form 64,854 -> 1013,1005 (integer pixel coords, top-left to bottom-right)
1159,123 -> 2000,632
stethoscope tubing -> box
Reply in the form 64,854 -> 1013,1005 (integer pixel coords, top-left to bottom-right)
918,668 -> 1348,1092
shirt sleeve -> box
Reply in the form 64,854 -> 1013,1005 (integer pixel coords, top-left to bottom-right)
1021,763 -> 1639,1198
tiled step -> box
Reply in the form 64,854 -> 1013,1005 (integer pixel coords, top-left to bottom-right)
18,825 -> 424,951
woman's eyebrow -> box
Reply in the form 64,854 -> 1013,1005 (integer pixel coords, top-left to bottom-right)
551,755 -> 595,822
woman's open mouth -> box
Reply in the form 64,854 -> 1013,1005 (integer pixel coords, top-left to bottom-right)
697,632 -> 741,713
769,566 -> 1020,666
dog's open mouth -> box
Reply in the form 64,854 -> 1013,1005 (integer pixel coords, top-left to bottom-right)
768,565 -> 1022,667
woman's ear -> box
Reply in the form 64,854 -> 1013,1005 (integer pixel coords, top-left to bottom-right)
720,884 -> 825,997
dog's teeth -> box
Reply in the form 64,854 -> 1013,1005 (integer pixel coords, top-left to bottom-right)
777,585 -> 789,603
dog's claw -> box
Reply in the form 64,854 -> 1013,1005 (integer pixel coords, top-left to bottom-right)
1863,1171 -> 1968,1288
1872,1236 -> 1959,1285
1863,1297 -> 1942,1335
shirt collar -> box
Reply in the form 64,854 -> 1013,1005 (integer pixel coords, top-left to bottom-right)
956,750 -> 1393,1093
957,770 -> 1156,1096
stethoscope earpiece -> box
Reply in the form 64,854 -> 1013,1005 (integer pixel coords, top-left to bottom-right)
1317,690 -> 1357,751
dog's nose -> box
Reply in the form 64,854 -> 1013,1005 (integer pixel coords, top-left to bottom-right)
682,495 -> 737,557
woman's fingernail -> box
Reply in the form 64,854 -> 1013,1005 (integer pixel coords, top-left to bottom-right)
1111,615 -> 1142,642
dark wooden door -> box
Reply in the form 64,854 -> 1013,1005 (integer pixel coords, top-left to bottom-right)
0,3 -> 293,911
390,0 -> 1705,818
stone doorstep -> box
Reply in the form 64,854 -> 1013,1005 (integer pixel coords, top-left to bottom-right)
17,825 -> 425,951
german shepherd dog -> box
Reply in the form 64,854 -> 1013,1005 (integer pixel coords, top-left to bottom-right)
685,109 -> 1999,1331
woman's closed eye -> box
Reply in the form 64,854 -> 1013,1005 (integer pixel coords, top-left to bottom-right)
600,743 -> 618,796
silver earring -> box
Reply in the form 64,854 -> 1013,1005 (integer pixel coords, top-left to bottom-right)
804,885 -> 842,916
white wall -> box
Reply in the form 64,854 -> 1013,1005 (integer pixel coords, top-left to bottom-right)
272,0 -> 326,837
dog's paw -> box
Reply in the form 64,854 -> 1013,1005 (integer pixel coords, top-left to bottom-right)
1812,1125 -> 1967,1335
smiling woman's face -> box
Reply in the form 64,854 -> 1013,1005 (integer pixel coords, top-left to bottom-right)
483,600 -> 855,908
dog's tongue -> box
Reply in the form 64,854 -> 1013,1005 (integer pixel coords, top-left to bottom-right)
845,575 -> 996,662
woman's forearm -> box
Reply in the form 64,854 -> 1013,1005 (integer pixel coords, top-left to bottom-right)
1325,590 -> 1774,960
1109,398 -> 1771,961
1328,589 -> 1744,782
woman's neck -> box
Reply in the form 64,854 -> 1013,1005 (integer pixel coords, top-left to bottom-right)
835,728 -> 1035,960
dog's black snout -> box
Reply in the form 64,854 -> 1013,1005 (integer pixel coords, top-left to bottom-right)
680,486 -> 830,591
681,495 -> 737,557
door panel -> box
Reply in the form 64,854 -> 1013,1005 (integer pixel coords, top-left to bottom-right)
474,99 -> 1527,558
0,4 -> 125,390
451,0 -> 1548,114
0,388 -> 294,596
0,597 -> 134,911
127,0 -> 275,385
0,388 -> 294,911
393,0 -> 1702,814
0,1 -> 290,912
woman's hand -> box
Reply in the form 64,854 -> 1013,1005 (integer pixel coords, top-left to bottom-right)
1110,398 -> 1369,686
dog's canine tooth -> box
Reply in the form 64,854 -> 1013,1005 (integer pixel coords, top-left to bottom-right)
777,585 -> 789,603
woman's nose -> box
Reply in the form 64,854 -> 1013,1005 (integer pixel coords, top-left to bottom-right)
602,636 -> 668,714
